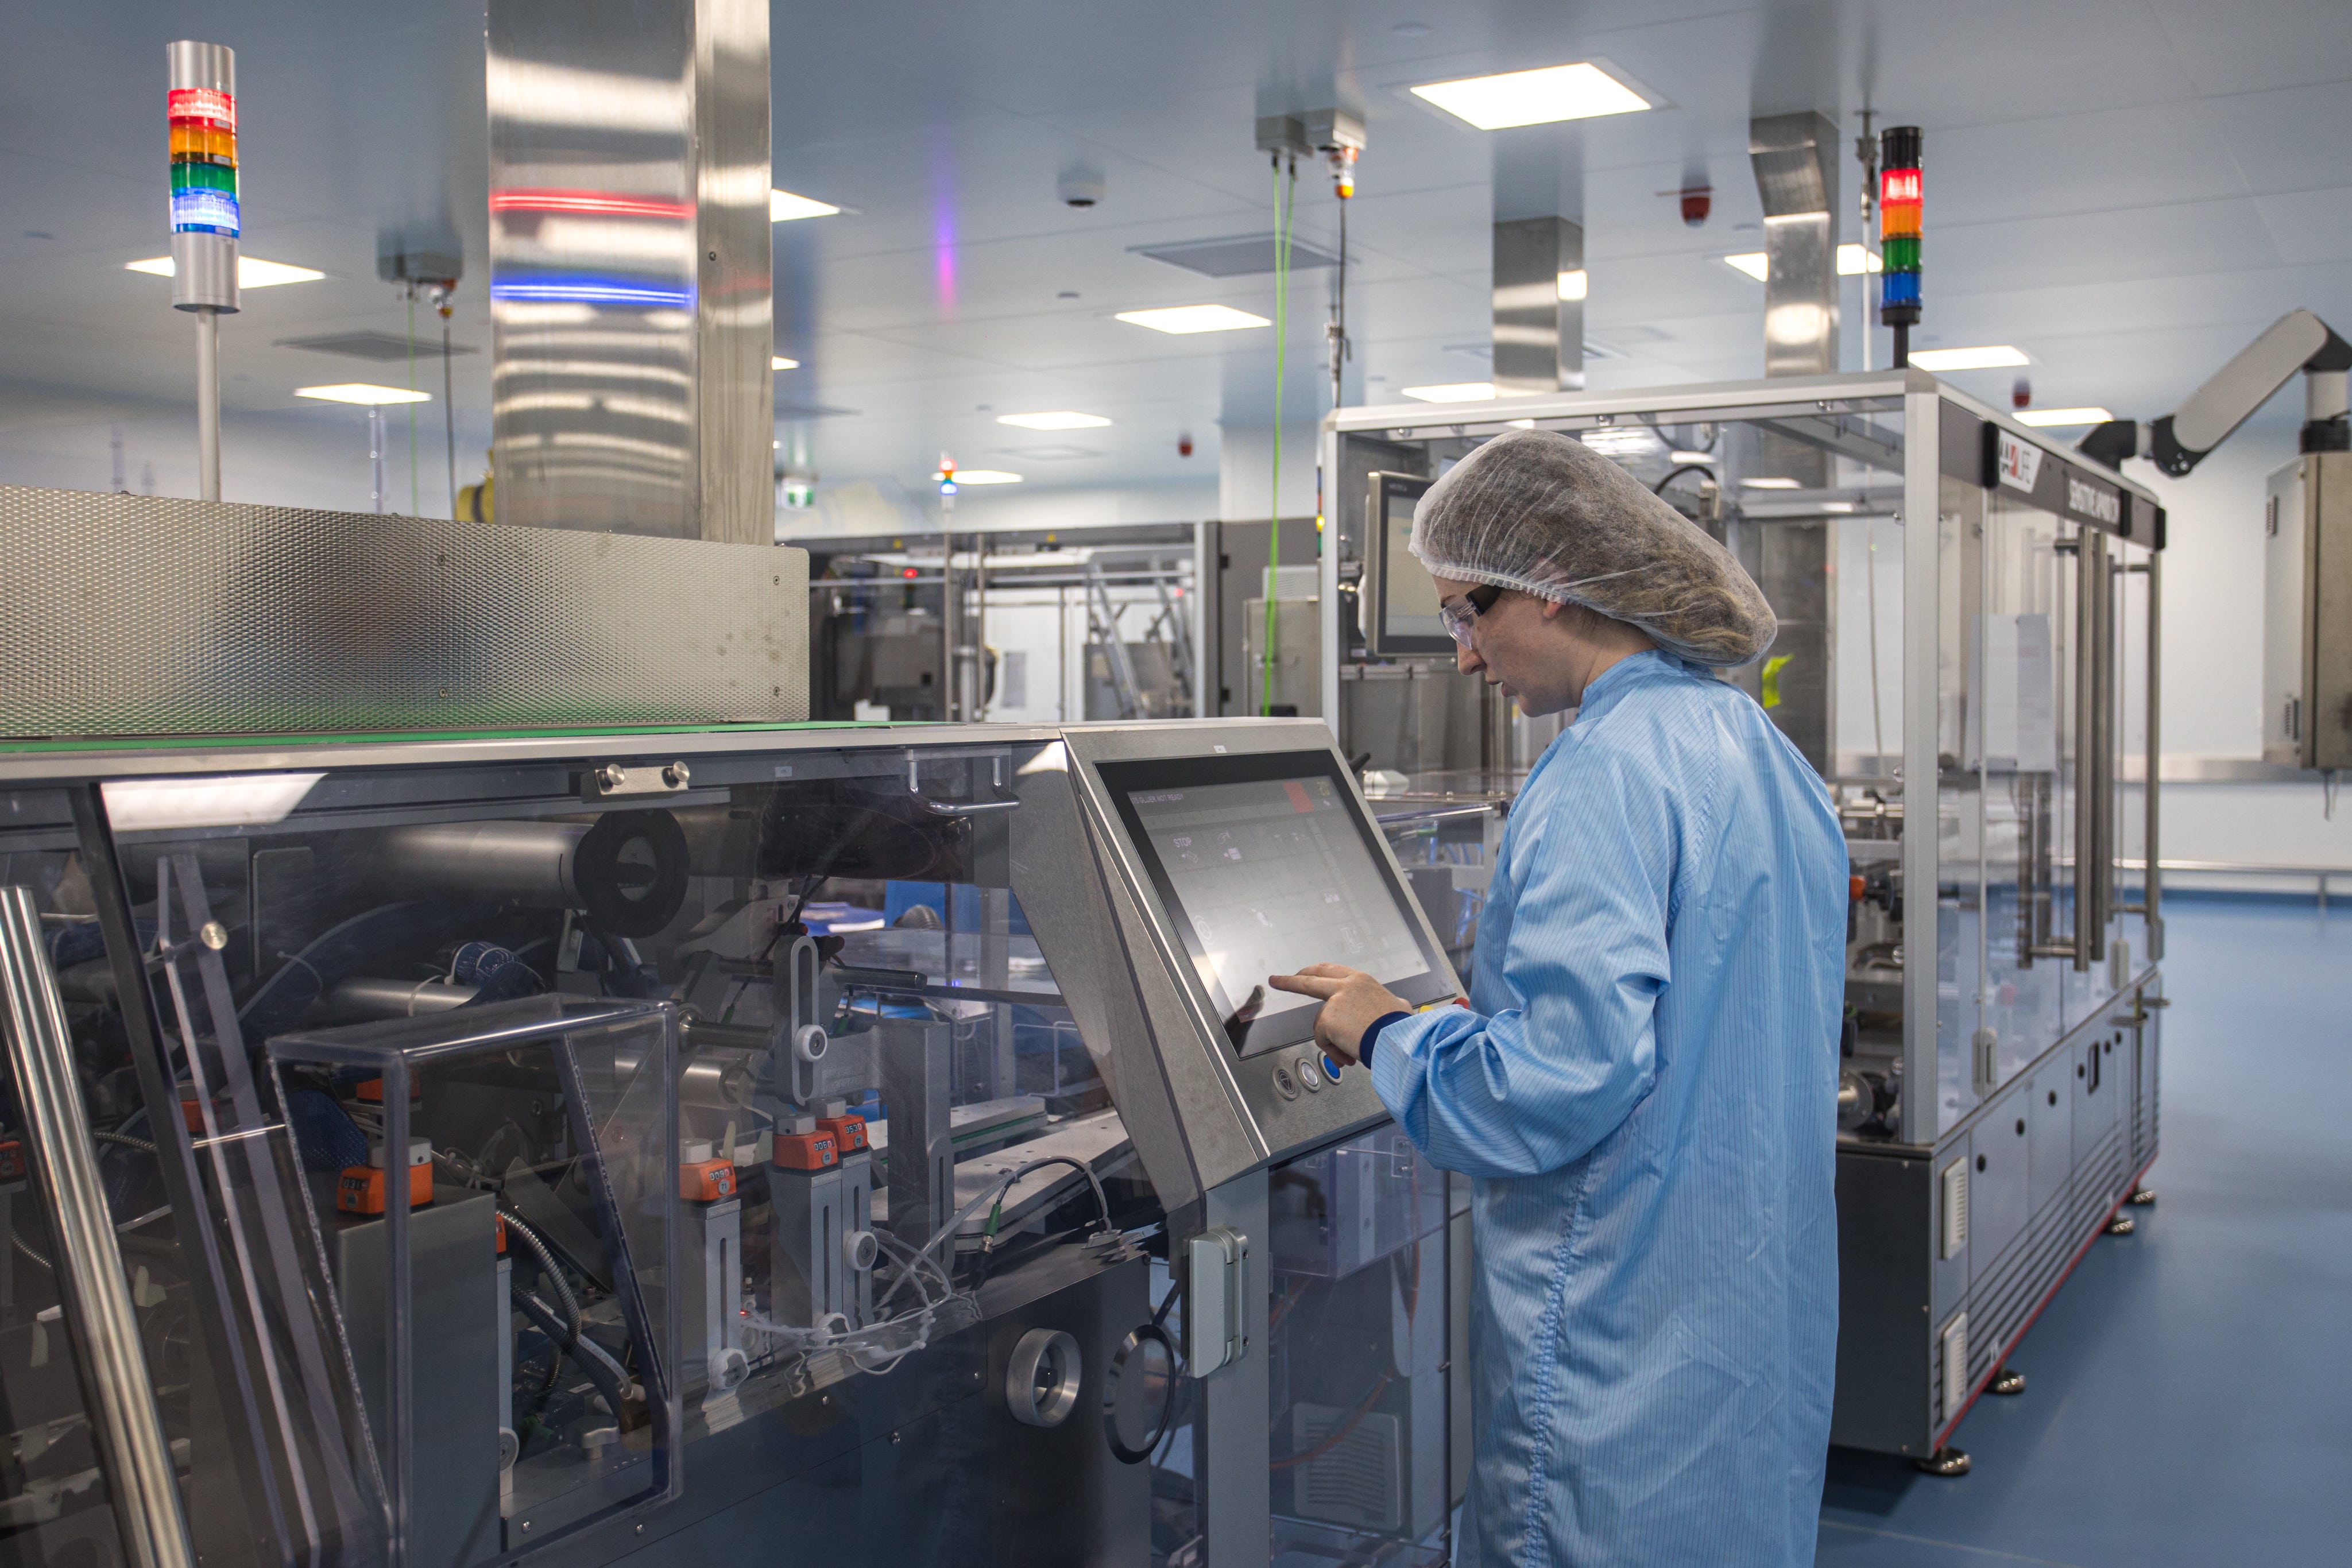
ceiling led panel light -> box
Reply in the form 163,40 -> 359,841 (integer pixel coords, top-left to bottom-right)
1723,245 -> 1881,281
1908,345 -> 2030,371
771,356 -> 799,369
127,255 -> 324,287
2015,406 -> 2114,427
296,384 -> 432,405
934,469 -> 1022,485
769,188 -> 840,222
1115,304 -> 1271,334
997,411 -> 1112,430
1409,63 -> 1650,130
1400,382 -> 1499,402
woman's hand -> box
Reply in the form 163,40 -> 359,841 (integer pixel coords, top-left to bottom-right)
1266,963 -> 1411,1064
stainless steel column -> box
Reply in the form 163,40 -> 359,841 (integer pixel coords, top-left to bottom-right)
0,888 -> 196,1568
1750,112 -> 1842,377
487,0 -> 773,544
1491,216 -> 1583,394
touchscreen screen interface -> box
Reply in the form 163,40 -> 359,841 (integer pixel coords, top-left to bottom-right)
1103,753 -> 1446,1055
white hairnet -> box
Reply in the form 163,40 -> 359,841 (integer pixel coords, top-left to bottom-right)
1408,428 -> 1778,667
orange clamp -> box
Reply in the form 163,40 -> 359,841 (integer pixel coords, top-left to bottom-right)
1850,874 -> 1867,903
337,1161 -> 433,1216
771,1131 -> 838,1172
680,1158 -> 737,1202
494,1213 -> 508,1253
814,1113 -> 868,1155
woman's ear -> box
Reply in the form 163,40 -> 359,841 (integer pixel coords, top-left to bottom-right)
1539,597 -> 1567,620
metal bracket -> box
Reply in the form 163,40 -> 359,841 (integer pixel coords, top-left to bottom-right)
581,761 -> 693,802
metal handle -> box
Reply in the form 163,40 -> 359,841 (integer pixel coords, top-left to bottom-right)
2141,554 -> 2164,957
904,751 -> 1022,815
0,886 -> 196,1568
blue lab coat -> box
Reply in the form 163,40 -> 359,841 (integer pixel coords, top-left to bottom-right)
1370,651 -> 1847,1566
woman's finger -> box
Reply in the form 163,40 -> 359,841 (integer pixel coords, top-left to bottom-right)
1267,973 -> 1343,998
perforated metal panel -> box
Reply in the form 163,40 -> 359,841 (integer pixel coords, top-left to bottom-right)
0,486 -> 806,738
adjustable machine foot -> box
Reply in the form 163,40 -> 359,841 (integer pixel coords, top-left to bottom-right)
1987,1366 -> 2026,1396
2107,1214 -> 2137,1236
2128,1187 -> 2157,1206
1914,1447 -> 1971,1477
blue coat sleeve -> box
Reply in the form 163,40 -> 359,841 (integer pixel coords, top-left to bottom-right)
1369,746 -> 1681,1178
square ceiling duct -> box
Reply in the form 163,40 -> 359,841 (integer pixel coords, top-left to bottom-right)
1131,233 -> 1342,277
277,331 -> 478,361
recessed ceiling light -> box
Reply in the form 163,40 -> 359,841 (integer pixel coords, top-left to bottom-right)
1721,245 -> 1881,282
2014,406 -> 2114,427
127,255 -> 325,288
997,411 -> 1112,430
1400,382 -> 1498,402
1409,62 -> 1650,130
1557,269 -> 1588,302
935,469 -> 1023,485
1820,501 -> 1859,512
295,384 -> 432,405
1740,477 -> 1801,490
1115,304 -> 1271,334
1909,345 -> 2031,371
769,189 -> 840,222
1669,450 -> 1716,464
772,356 -> 799,370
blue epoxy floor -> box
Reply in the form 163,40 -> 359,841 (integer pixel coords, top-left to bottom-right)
1816,899 -> 2352,1567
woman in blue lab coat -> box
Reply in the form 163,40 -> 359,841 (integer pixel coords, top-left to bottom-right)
1272,429 -> 1848,1567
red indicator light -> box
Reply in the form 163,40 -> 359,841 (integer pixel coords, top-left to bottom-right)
901,567 -> 919,579
1881,168 -> 1920,205
489,189 -> 695,220
168,87 -> 235,131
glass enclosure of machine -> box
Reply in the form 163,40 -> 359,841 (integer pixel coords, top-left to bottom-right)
1326,374 -> 2163,1149
0,721 -> 1465,1568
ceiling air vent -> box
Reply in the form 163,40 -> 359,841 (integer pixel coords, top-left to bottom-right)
276,331 -> 477,362
1131,233 -> 1341,277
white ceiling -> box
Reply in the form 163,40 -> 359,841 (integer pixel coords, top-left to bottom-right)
3,0 -> 2350,513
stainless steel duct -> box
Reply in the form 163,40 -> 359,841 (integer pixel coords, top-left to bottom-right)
1492,131 -> 1584,393
1492,217 -> 1584,394
1749,112 -> 1841,378
1731,113 -> 1844,773
486,0 -> 773,545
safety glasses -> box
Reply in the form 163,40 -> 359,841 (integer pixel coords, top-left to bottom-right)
1438,583 -> 1504,649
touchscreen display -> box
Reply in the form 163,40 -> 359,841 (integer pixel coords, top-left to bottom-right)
1382,486 -> 1446,643
1112,760 -> 1440,1054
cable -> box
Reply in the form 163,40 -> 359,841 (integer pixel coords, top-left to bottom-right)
93,1130 -> 158,1156
1263,153 -> 1297,716
407,289 -> 420,517
876,1154 -> 1113,1313
498,1206 -> 582,1349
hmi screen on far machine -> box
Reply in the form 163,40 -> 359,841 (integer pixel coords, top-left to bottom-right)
1108,758 -> 1442,1054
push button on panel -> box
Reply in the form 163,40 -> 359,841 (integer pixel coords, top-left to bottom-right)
1271,1063 -> 1301,1100
1296,1056 -> 1325,1092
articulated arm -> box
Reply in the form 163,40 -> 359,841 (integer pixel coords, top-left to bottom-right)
2079,308 -> 2352,475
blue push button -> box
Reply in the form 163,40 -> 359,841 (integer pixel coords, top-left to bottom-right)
1321,1053 -> 1345,1081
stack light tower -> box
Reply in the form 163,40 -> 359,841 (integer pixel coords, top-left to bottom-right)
168,41 -> 239,502
1878,125 -> 1922,368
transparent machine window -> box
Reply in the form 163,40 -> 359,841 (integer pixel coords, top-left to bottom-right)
69,741 -> 1175,1566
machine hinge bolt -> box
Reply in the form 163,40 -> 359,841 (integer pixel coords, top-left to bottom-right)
199,921 -> 228,951
596,764 -> 625,791
663,762 -> 691,788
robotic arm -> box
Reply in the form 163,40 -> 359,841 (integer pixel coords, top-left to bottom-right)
2079,308 -> 2352,475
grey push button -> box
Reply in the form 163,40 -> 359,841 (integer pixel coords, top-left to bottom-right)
1297,1056 -> 1325,1092
1271,1063 -> 1301,1100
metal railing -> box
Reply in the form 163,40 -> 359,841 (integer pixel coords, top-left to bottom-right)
2121,858 -> 2350,911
